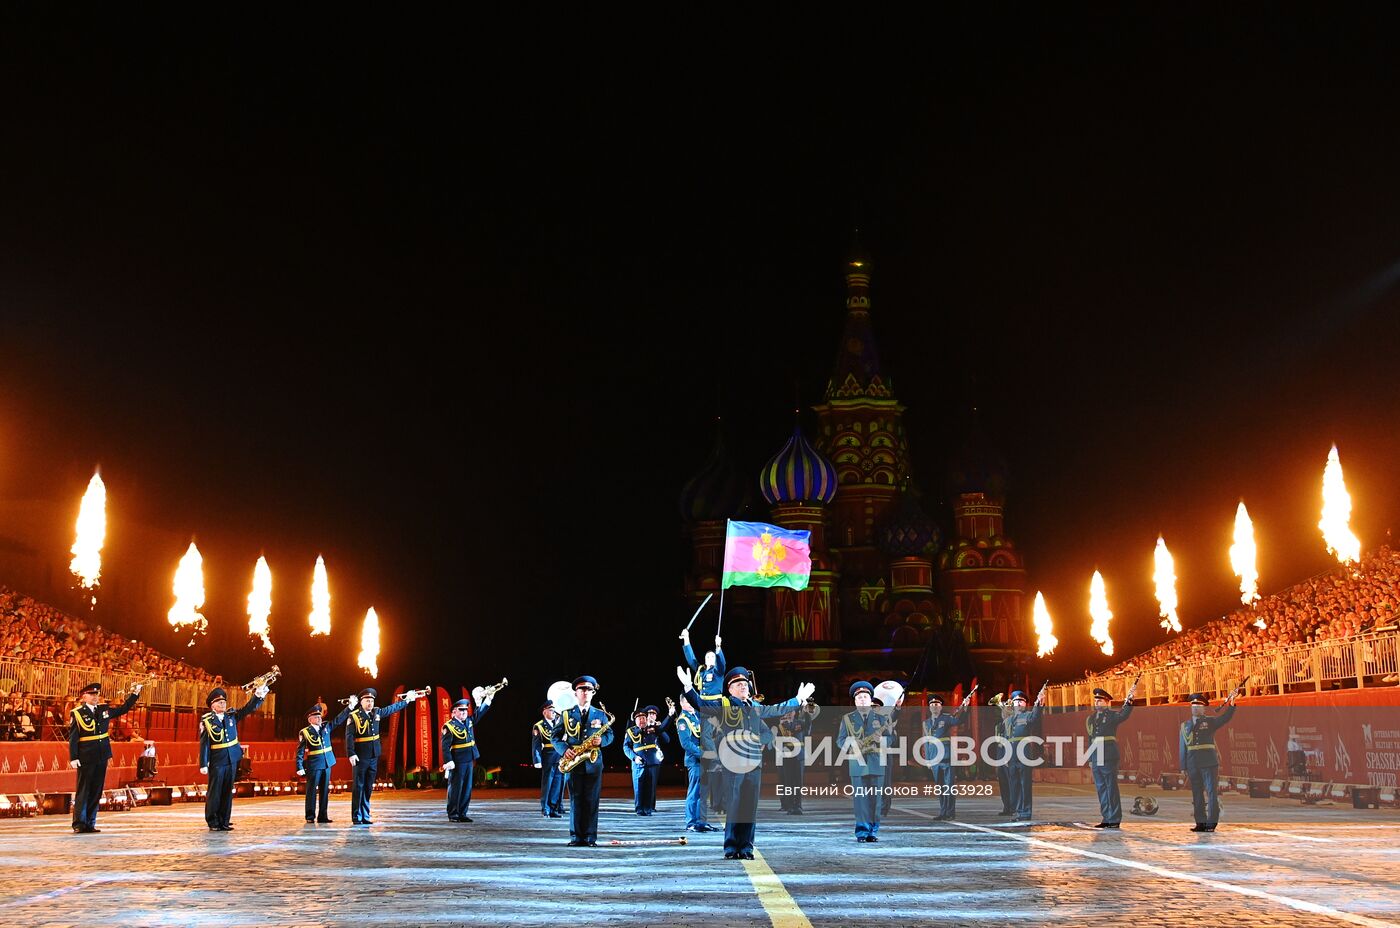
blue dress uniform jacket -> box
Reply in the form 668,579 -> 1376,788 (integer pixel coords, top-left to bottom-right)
624,715 -> 673,814
297,705 -> 351,822
676,709 -> 712,828
685,688 -> 800,857
200,693 -> 265,830
923,707 -> 970,819
345,699 -> 413,824
551,705 -> 614,844
1180,704 -> 1237,828
837,708 -> 900,839
68,692 -> 141,831
1005,705 -> 1044,820
776,711 -> 814,812
441,703 -> 490,820
1087,701 -> 1134,824
683,644 -> 726,701
531,716 -> 565,816
296,706 -> 352,774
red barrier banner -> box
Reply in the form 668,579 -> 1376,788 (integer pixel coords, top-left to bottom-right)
415,697 -> 432,771
383,684 -> 404,775
0,740 -> 337,794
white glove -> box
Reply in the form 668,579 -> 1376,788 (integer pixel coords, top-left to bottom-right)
133,684 -> 144,694
200,766 -> 208,775
349,756 -> 359,767
405,691 -> 421,701
676,666 -> 691,687
296,769 -> 305,776
70,759 -> 80,769
796,682 -> 816,703
657,750 -> 664,763
254,685 -> 269,698
679,628 -> 690,644
633,758 -> 643,766
443,761 -> 456,772
534,762 -> 542,769
713,635 -> 722,648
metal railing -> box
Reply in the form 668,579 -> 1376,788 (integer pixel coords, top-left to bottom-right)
0,658 -> 274,715
1046,629 -> 1400,708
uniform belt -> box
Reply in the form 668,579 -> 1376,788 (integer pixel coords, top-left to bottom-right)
356,735 -> 380,743
636,744 -> 660,751
306,746 -> 332,757
79,733 -> 109,742
211,739 -> 240,750
1187,744 -> 1217,751
696,692 -> 721,701
451,741 -> 475,749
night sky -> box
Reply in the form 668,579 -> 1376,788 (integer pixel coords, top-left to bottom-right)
2,11 -> 1399,749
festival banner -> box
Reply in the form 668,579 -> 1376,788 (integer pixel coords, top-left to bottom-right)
416,693 -> 433,772
383,684 -> 404,775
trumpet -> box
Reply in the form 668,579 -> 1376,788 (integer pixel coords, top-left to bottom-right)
122,672 -> 158,697
242,665 -> 281,693
480,677 -> 508,701
400,687 -> 432,701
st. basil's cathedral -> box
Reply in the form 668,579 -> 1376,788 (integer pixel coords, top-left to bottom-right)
678,248 -> 1033,703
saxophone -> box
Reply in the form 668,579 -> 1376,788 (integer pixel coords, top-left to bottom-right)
558,704 -> 616,773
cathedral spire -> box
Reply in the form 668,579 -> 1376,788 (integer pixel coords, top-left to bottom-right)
825,233 -> 893,401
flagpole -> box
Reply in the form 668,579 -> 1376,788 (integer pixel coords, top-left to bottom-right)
717,585 -> 726,636
717,519 -> 730,636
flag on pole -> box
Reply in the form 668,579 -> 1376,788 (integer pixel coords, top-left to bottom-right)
722,520 -> 812,591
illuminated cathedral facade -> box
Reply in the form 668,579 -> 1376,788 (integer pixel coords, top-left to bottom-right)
679,249 -> 1032,702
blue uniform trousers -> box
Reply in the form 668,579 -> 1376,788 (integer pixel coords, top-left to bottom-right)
351,757 -> 378,822
540,758 -> 564,814
724,767 -> 762,855
779,751 -> 804,810
206,764 -> 236,828
1092,763 -> 1123,824
1189,767 -> 1221,825
73,758 -> 108,829
852,773 -> 883,838
304,769 -> 331,820
684,761 -> 709,827
1009,760 -> 1035,819
996,762 -> 1012,812
568,768 -> 603,843
446,760 -> 474,818
634,765 -> 659,813
931,763 -> 957,818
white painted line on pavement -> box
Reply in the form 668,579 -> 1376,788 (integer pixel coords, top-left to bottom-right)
896,806 -> 1400,928
1234,826 -> 1335,842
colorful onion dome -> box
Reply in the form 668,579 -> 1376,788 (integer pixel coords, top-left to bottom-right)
878,481 -> 942,558
679,426 -> 746,523
759,426 -> 837,505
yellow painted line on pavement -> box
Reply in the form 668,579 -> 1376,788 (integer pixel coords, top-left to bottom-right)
897,806 -> 1400,928
743,848 -> 813,928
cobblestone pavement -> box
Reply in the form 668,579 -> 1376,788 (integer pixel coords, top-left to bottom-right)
1,785 -> 1398,927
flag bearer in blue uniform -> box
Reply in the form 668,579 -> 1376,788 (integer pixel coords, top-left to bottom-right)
676,694 -> 716,832
1005,688 -> 1045,822
923,691 -> 973,821
296,701 -> 351,823
1180,691 -> 1238,832
442,693 -> 493,822
531,702 -> 565,817
680,628 -> 726,701
837,681 -> 900,842
1087,684 -> 1136,829
551,675 -> 614,847
624,701 -> 674,815
679,664 -> 814,860
200,684 -> 267,831
345,687 -> 421,825
68,681 -> 143,833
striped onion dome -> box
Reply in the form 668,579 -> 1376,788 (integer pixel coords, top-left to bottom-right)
679,427 -> 746,523
759,426 -> 837,506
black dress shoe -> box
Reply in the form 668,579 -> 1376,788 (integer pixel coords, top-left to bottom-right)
318,818 -> 333,823
460,816 -> 473,823
306,817 -> 316,823
549,812 -> 563,818
724,851 -> 739,859
1191,824 -> 1207,832
362,819 -> 374,825
1093,822 -> 1110,828
448,816 -> 462,822
208,825 -> 223,832
739,850 -> 754,860
567,839 -> 585,846
856,836 -> 869,842
865,836 -> 878,842
586,840 -> 597,847
223,824 -> 235,829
